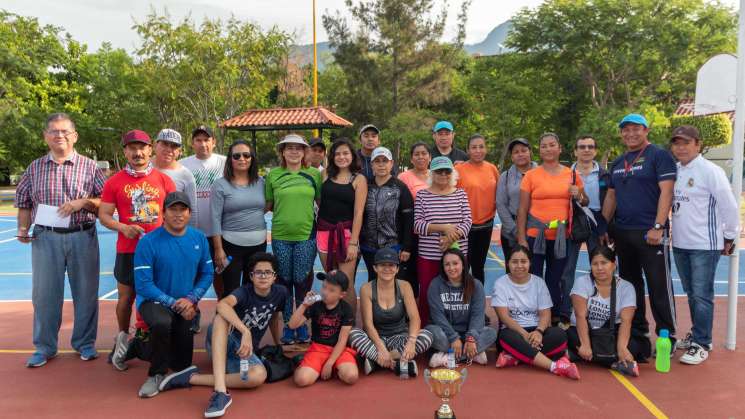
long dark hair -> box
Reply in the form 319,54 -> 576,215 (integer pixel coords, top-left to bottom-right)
589,246 -> 617,296
439,248 -> 475,304
326,138 -> 360,179
224,140 -> 259,184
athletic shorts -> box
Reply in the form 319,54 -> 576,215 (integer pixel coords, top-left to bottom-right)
316,229 -> 351,253
205,324 -> 263,374
114,253 -> 135,286
299,342 -> 357,374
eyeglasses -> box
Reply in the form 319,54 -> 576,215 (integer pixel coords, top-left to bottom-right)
46,130 -> 76,138
251,270 -> 275,278
231,152 -> 252,160
576,145 -> 596,150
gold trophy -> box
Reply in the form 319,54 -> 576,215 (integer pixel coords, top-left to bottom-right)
424,368 -> 468,419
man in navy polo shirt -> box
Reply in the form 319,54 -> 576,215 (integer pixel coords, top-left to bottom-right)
602,113 -> 677,352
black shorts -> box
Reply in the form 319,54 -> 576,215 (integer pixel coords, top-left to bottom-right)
114,253 -> 135,286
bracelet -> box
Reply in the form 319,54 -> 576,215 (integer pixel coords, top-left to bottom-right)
408,335 -> 417,340
535,328 -> 545,335
465,336 -> 476,343
348,242 -> 359,247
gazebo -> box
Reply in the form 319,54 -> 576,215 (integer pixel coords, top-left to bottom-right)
220,106 -> 353,150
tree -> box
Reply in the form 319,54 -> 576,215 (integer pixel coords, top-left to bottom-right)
322,0 -> 471,156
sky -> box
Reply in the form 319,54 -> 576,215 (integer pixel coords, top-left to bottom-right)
3,0 -> 741,52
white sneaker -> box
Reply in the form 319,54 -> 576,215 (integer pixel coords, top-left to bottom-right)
676,332 -> 692,351
472,352 -> 488,365
680,343 -> 709,365
429,352 -> 448,368
111,331 -> 129,371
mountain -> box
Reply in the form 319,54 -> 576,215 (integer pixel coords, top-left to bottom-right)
290,20 -> 512,69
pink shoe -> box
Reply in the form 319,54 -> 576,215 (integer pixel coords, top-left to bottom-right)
552,356 -> 580,380
495,352 -> 519,368
429,352 -> 448,368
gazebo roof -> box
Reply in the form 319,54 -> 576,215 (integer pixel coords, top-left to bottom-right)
221,106 -> 353,131
674,98 -> 734,121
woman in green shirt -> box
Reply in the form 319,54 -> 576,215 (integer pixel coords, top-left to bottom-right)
266,134 -> 322,345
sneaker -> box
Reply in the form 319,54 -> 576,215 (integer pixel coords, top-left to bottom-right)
190,310 -> 202,334
26,352 -> 54,368
204,391 -> 232,418
676,332 -> 693,351
429,352 -> 448,368
160,365 -> 198,391
363,358 -> 377,375
680,343 -> 709,365
280,326 -> 295,345
138,374 -> 165,398
495,352 -> 519,368
551,356 -> 580,380
296,324 -> 311,344
78,346 -> 98,361
408,360 -> 418,377
472,352 -> 488,365
611,361 -> 640,377
111,331 -> 129,371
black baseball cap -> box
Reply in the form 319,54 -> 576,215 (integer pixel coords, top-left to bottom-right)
191,125 -> 213,138
316,270 -> 350,291
507,138 -> 530,152
374,247 -> 399,265
164,191 -> 191,209
309,137 -> 326,149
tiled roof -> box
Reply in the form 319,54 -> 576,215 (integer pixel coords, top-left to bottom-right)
221,106 -> 353,130
674,98 -> 734,120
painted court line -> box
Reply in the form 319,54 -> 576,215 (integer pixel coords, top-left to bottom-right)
487,249 -> 505,267
99,289 -> 118,300
610,370 -> 669,419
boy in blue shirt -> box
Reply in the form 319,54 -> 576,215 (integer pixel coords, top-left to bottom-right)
133,191 -> 213,398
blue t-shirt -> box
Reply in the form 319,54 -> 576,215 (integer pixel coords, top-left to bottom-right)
230,284 -> 288,348
134,226 -> 214,309
608,144 -> 677,230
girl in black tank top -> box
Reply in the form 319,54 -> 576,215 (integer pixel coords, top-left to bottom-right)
317,139 -> 368,316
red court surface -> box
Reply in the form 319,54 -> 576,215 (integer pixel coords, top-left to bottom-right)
1,297 -> 743,419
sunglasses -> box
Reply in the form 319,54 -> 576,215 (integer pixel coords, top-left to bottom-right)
231,152 -> 252,160
433,169 -> 452,175
576,145 -> 596,150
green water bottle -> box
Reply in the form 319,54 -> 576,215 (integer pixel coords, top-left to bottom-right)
655,329 -> 671,373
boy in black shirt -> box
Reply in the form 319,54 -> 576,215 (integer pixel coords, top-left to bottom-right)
290,270 -> 358,386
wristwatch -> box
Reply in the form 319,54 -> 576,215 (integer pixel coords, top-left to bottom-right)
653,223 -> 663,230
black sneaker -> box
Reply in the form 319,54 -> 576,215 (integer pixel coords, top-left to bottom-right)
363,358 -> 377,375
190,311 -> 202,334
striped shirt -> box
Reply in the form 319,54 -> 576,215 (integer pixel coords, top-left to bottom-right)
14,152 -> 106,226
413,188 -> 472,260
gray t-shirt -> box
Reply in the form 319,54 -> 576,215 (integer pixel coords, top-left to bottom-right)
160,166 -> 198,227
570,274 -> 636,329
211,177 -> 267,243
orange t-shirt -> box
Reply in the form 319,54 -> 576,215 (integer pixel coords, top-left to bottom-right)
456,161 -> 500,224
520,166 -> 583,240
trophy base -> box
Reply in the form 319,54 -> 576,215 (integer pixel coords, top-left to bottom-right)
434,409 -> 456,419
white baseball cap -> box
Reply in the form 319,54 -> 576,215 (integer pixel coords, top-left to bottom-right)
371,146 -> 393,161
277,134 -> 309,148
156,128 -> 183,146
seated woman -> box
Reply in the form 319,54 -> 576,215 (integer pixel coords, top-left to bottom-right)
491,245 -> 579,380
568,246 -> 643,376
426,249 -> 496,366
349,247 -> 433,376
157,252 -> 287,418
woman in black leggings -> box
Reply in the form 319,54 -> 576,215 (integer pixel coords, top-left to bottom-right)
491,245 -> 579,379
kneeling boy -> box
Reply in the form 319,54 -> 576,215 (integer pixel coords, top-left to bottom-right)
291,271 -> 358,387
159,252 -> 287,418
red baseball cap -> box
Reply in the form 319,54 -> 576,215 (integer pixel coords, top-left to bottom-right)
121,130 -> 152,146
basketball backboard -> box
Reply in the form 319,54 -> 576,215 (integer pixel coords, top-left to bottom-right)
695,54 -> 737,115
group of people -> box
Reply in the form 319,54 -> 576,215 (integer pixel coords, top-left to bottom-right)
15,111 -> 740,418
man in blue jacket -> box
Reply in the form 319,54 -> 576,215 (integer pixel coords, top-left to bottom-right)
134,191 -> 213,398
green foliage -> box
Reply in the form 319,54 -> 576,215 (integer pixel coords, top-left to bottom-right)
670,113 -> 732,152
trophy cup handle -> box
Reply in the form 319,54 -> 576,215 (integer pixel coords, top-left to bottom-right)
459,368 -> 468,387
424,369 -> 431,387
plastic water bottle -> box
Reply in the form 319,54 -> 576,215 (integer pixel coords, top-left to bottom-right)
655,329 -> 672,373
447,348 -> 456,369
239,357 -> 250,381
215,256 -> 233,274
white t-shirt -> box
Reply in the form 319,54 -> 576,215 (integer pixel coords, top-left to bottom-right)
180,154 -> 227,237
672,155 -> 740,250
569,274 -> 636,329
491,274 -> 552,329
160,165 -> 198,227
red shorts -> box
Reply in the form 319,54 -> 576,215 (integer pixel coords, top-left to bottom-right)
299,342 -> 357,374
316,229 -> 351,253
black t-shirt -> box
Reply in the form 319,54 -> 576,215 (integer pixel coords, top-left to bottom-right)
431,146 -> 468,163
230,284 -> 288,347
304,299 -> 355,346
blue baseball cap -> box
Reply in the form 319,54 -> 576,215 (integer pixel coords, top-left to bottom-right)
618,113 -> 648,129
433,120 -> 454,132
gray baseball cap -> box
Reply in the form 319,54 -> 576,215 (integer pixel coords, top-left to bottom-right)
156,128 -> 183,147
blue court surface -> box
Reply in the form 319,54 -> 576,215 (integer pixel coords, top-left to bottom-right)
0,214 -> 743,301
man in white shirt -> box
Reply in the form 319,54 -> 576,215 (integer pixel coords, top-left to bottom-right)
180,125 -> 226,297
670,125 -> 740,365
